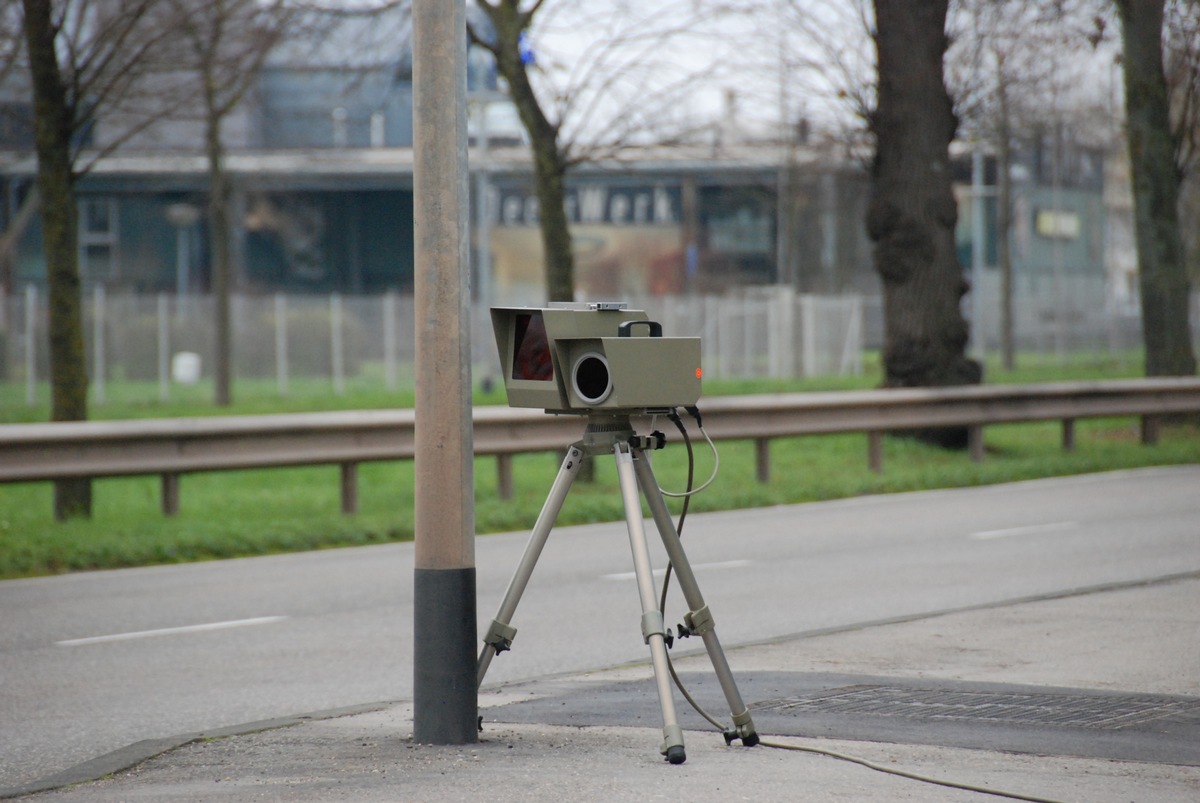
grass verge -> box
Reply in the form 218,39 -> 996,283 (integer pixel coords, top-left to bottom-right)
1,412 -> 1196,580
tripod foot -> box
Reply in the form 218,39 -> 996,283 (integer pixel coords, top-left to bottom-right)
724,710 -> 760,746
659,723 -> 686,764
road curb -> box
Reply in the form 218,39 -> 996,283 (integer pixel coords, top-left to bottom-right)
0,702 -> 394,799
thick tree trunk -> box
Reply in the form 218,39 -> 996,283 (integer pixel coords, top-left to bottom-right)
1116,0 -> 1197,377
868,0 -> 980,447
477,0 -> 574,302
23,0 -> 92,518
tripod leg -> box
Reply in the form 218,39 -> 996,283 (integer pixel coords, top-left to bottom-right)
477,445 -> 584,687
613,444 -> 687,764
632,449 -> 759,747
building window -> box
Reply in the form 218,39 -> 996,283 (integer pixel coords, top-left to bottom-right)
79,197 -> 119,282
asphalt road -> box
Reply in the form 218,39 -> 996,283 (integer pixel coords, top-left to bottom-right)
1,464 -> 1197,789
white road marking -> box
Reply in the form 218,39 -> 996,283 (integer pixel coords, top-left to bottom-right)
969,521 -> 1080,541
601,559 -> 752,581
56,616 -> 288,647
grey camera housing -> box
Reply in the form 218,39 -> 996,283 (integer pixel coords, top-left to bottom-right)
491,303 -> 701,414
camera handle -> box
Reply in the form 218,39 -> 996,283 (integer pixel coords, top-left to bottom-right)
617,319 -> 663,338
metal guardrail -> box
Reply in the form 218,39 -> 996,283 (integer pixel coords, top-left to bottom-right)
1,378 -> 1198,516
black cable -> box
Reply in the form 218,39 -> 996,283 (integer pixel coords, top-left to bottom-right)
653,408 -> 1066,803
657,409 -> 693,614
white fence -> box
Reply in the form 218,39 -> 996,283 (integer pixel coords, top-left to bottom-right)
0,289 -> 864,404
1,285 -> 1196,406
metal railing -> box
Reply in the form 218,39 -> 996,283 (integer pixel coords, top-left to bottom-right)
2,378 -> 1198,516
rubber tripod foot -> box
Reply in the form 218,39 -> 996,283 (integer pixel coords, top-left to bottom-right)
666,745 -> 686,765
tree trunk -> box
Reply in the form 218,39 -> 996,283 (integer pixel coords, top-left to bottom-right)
867,0 -> 981,401
1116,0 -> 1197,377
207,109 -> 234,405
477,0 -> 574,302
528,124 -> 574,303
23,0 -> 92,518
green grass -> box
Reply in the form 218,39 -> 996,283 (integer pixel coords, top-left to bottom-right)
0,349 -> 1148,422
1,352 -> 1196,580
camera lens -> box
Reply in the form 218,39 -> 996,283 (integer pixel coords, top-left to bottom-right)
572,352 -> 611,405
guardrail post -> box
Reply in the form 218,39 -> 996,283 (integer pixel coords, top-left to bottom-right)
340,463 -> 358,514
968,425 -> 985,462
1141,415 -> 1160,445
754,438 -> 770,483
496,454 -> 513,500
867,431 -> 883,473
1062,418 -> 1076,452
161,473 -> 180,516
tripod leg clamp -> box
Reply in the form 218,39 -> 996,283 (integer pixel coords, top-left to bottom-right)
483,619 -> 518,654
722,709 -> 760,746
683,605 -> 715,636
640,611 -> 667,644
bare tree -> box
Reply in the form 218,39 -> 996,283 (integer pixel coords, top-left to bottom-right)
166,0 -> 297,407
948,0 -> 1111,371
470,0 -> 573,300
17,0 -> 180,518
1115,0 -> 1197,376
867,0 -> 982,426
469,0 -> 739,301
164,0 -> 409,405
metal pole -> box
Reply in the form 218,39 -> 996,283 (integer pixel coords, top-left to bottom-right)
157,292 -> 169,402
93,284 -> 105,405
25,284 -> 36,406
330,292 -> 344,396
275,293 -> 288,397
412,0 -> 477,745
383,291 -> 397,391
971,148 -> 986,360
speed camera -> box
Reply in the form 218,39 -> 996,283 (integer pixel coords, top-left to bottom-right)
491,302 -> 701,414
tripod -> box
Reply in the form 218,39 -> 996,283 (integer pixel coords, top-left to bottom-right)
477,413 -> 758,764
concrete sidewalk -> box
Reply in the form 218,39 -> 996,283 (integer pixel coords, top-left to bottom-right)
8,573 -> 1200,802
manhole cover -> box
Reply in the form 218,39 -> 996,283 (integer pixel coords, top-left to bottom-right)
750,685 -> 1200,730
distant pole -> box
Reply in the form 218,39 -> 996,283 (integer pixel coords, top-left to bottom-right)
412,0 -> 477,744
971,148 -> 985,360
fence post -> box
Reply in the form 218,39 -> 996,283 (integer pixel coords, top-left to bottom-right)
331,292 -> 345,395
384,291 -> 397,391
92,284 -> 106,404
0,285 -> 6,381
275,294 -> 289,396
801,294 -> 817,378
25,284 -> 36,406
769,288 -> 794,378
841,296 -> 864,376
157,293 -> 170,402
